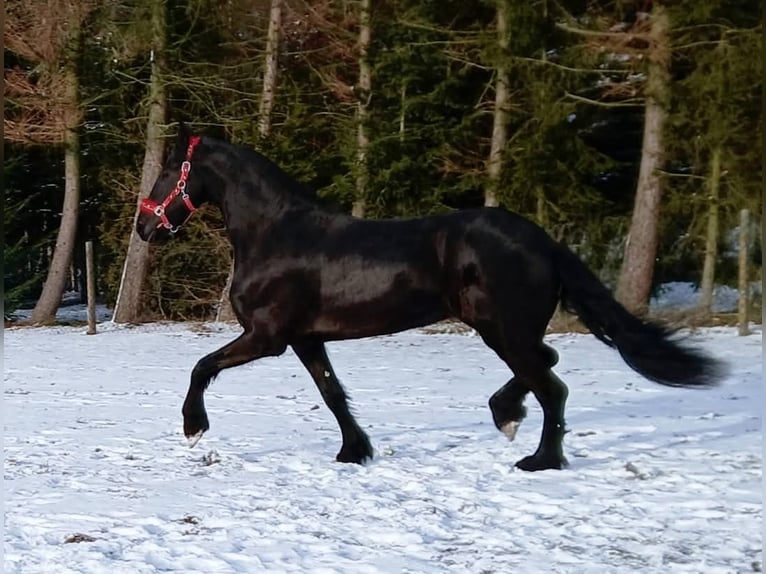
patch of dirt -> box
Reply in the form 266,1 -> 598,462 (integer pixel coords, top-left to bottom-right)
418,310 -> 760,337
64,533 -> 97,544
420,320 -> 474,335
177,515 -> 200,525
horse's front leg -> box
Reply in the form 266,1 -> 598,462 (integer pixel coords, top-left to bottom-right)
183,330 -> 286,446
292,341 -> 373,463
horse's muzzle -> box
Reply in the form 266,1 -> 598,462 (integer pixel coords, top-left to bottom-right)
137,214 -> 167,244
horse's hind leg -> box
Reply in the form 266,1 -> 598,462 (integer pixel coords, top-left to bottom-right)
512,365 -> 569,471
484,336 -> 568,471
489,378 -> 529,441
292,341 -> 373,464
495,342 -> 569,471
488,344 -> 559,441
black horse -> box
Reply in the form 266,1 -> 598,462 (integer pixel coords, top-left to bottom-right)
137,124 -> 724,471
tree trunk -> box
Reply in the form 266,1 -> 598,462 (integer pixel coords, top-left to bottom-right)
215,260 -> 237,322
399,82 -> 406,142
485,0 -> 511,208
112,0 -> 168,324
615,4 -> 670,315
257,0 -> 283,139
737,209 -> 751,336
30,29 -> 81,324
352,0 -> 371,219
698,146 -> 721,316
218,0 -> 283,322
535,186 -> 546,226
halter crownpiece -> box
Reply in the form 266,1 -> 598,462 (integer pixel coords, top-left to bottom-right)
141,136 -> 202,233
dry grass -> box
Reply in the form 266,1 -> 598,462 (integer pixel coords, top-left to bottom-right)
64,533 -> 97,544
420,307 -> 761,337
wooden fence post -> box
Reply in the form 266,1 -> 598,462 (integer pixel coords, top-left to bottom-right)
86,241 -> 97,335
737,209 -> 750,336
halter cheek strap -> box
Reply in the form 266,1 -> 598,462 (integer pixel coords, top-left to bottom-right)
141,136 -> 202,233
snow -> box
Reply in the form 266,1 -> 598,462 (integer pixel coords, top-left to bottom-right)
9,296 -> 113,324
651,281 -> 761,314
4,321 -> 762,573
8,280 -> 759,326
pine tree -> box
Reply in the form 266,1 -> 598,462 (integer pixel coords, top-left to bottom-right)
485,0 -> 511,208
615,4 -> 671,314
660,0 -> 761,310
5,0 -> 95,324
112,0 -> 169,324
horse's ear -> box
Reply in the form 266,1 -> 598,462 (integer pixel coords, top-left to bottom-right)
168,122 -> 191,162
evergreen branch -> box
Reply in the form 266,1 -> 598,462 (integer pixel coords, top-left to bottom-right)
564,92 -> 644,107
161,71 -> 263,100
674,24 -> 759,36
513,56 -> 628,75
548,0 -> 584,29
657,170 -> 706,181
402,38 -> 484,47
673,25 -> 759,51
673,23 -> 731,33
397,19 -> 483,41
673,40 -> 727,50
554,22 -> 649,41
112,69 -> 148,85
443,51 -> 490,71
299,2 -> 357,43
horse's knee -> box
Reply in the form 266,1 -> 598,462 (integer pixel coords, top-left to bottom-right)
541,344 -> 559,367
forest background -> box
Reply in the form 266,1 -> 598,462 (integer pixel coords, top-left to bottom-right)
4,0 -> 762,324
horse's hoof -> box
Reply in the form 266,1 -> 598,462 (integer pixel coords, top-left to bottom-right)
336,440 -> 374,464
500,420 -> 521,442
515,453 -> 568,472
183,412 -> 209,447
186,430 -> 205,448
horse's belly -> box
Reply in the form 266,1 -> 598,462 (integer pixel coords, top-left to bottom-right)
310,287 -> 448,339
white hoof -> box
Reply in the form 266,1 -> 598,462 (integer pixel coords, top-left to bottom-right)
500,421 -> 521,442
187,431 -> 205,448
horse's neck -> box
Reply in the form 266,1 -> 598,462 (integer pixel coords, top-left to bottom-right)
217,155 -> 335,255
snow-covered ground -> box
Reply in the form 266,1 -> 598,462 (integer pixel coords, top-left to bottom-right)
7,280 -> 761,325
4,321 -> 761,573
650,281 -> 761,314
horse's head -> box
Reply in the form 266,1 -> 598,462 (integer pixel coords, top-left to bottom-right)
137,123 -> 206,243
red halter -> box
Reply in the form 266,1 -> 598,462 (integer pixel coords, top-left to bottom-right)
141,136 -> 202,233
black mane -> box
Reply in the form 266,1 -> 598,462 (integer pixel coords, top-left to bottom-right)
208,137 -> 336,211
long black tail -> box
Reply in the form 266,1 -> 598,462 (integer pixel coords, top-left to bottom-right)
554,242 -> 726,387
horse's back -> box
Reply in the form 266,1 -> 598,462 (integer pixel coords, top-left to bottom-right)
311,207 -> 560,339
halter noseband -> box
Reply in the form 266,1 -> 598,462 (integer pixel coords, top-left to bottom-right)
141,136 -> 202,233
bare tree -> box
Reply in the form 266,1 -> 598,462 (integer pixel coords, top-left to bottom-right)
5,0 -> 94,324
112,0 -> 168,324
698,146 -> 722,316
217,0 -> 284,323
258,0 -> 284,138
696,38 -> 733,317
615,5 -> 670,314
554,4 -> 676,313
485,0 -> 511,208
352,0 -> 371,218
